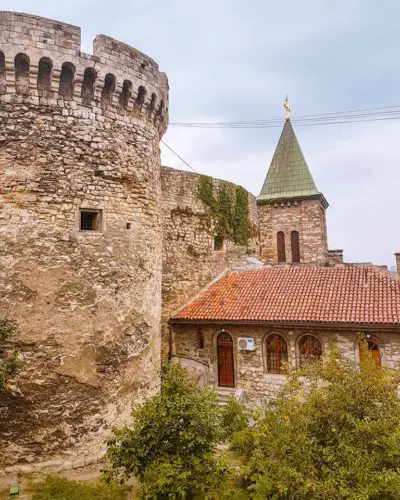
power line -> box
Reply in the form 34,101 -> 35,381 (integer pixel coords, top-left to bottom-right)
170,104 -> 400,128
161,140 -> 198,173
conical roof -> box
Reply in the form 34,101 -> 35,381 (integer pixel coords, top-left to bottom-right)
257,119 -> 323,203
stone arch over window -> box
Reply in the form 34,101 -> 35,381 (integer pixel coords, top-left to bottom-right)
359,335 -> 381,368
81,67 -> 97,105
14,53 -> 30,95
0,51 -> 6,94
37,57 -> 53,95
135,85 -> 147,109
298,334 -> 322,367
266,333 -> 288,374
148,92 -> 157,116
291,230 -> 300,263
119,79 -> 132,109
101,73 -> 116,105
277,231 -> 286,262
59,61 -> 75,99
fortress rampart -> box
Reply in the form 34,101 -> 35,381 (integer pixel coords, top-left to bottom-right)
0,12 -> 168,470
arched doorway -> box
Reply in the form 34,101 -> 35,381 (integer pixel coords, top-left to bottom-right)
217,332 -> 234,387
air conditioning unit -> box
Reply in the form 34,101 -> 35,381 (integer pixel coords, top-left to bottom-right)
237,337 -> 256,351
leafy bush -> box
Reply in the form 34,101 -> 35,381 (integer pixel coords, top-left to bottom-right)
29,475 -> 128,500
0,318 -> 18,391
104,362 -> 224,498
220,397 -> 248,440
234,346 -> 400,499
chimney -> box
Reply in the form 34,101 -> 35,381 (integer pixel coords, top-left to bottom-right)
396,253 -> 400,275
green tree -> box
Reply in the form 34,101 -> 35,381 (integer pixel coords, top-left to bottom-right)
104,362 -> 225,498
0,319 -> 18,391
232,345 -> 400,499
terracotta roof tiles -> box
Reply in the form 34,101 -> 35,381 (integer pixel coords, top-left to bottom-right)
172,266 -> 400,326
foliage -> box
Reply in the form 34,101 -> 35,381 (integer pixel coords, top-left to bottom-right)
0,318 -> 18,391
232,186 -> 251,246
29,475 -> 128,500
198,176 -> 251,248
232,345 -> 400,499
104,362 -> 225,498
220,397 -> 249,440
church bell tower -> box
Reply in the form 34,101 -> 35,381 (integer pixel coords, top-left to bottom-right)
257,98 -> 329,265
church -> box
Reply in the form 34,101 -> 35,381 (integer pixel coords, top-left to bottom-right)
170,108 -> 400,405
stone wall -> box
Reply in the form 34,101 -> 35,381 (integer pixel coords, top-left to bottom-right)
0,11 -> 168,470
172,323 -> 400,405
328,249 -> 344,266
161,167 -> 258,357
258,198 -> 328,264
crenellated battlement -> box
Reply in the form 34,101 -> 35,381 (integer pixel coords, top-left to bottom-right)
0,11 -> 169,134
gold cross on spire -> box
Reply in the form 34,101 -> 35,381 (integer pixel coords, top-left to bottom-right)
284,94 -> 291,120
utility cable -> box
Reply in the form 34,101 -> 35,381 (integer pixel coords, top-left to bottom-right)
161,140 -> 198,173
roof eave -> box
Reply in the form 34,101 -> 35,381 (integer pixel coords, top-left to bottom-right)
257,192 -> 329,208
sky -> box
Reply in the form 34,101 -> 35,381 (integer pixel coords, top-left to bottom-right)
2,0 -> 400,267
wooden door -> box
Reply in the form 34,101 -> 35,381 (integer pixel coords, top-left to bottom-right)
217,332 -> 234,387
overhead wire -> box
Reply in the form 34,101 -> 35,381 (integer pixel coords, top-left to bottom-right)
161,140 -> 198,173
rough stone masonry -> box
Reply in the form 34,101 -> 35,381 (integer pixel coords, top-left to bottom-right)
0,11 -> 169,470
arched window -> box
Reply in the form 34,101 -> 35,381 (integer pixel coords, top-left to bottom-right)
266,334 -> 288,374
59,62 -> 75,99
147,92 -> 157,116
299,335 -> 322,367
119,79 -> 132,109
14,53 -> 30,95
0,51 -> 6,94
156,98 -> 165,120
291,230 -> 300,263
81,67 -> 96,105
37,57 -> 53,95
360,337 -> 381,368
101,73 -> 116,105
277,231 -> 286,262
135,85 -> 147,109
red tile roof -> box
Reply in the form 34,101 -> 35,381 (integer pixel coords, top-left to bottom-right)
172,266 -> 400,326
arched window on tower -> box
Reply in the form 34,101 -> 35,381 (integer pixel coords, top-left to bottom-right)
299,335 -> 322,367
266,334 -> 288,374
119,79 -> 132,109
81,67 -> 96,105
59,62 -> 75,99
359,336 -> 381,368
14,53 -> 30,95
291,230 -> 300,263
37,57 -> 53,95
277,231 -> 286,262
135,85 -> 147,110
0,51 -> 6,94
147,92 -> 157,116
101,73 -> 116,106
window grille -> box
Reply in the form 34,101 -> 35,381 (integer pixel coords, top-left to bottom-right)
299,335 -> 322,366
266,334 -> 288,374
79,209 -> 102,231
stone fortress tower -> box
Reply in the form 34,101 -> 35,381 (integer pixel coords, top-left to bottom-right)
0,11 -> 168,469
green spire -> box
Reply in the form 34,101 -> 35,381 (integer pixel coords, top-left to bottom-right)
257,119 -> 323,203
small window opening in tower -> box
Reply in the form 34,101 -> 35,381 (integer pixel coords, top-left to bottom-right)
14,53 -> 30,95
291,230 -> 300,263
135,85 -> 147,109
101,73 -> 116,106
119,80 -> 132,109
80,209 -> 102,231
37,57 -> 53,95
214,235 -> 224,251
59,61 -> 75,99
277,231 -> 286,262
81,67 -> 96,105
0,51 -> 6,94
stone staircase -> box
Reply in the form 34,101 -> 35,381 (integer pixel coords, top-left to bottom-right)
216,387 -> 242,405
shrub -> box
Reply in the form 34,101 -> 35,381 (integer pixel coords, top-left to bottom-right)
220,397 -> 248,440
235,346 -> 400,499
29,475 -> 127,500
104,362 -> 224,498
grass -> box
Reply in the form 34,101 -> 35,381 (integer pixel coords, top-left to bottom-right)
28,475 -> 129,500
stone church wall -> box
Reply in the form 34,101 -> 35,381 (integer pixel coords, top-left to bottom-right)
258,198 -> 328,264
161,167 -> 258,357
0,11 -> 168,471
172,323 -> 400,405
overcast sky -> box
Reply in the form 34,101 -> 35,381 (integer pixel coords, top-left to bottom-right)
2,0 -> 400,267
